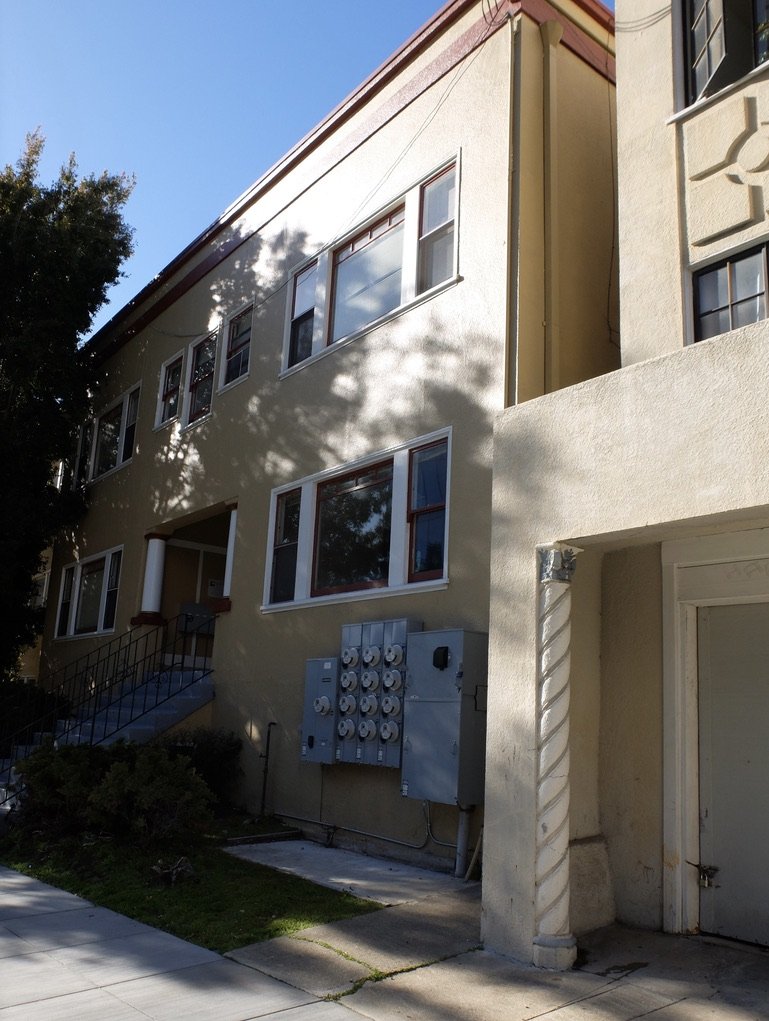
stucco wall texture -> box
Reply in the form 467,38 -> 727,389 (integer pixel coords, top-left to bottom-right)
485,326 -> 769,960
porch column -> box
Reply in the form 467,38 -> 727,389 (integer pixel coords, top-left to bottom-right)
139,534 -> 168,618
223,504 -> 238,599
533,544 -> 579,969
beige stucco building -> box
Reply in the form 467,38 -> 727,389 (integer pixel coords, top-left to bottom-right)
485,0 -> 769,968
32,0 -> 624,968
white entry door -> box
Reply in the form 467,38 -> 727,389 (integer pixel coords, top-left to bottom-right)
698,602 -> 769,945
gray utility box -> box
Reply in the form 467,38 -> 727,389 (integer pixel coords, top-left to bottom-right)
335,618 -> 422,767
400,630 -> 488,805
300,657 -> 339,764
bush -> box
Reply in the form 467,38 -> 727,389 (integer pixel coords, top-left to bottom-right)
13,742 -> 112,837
153,728 -> 242,805
89,746 -> 213,845
11,742 -> 214,848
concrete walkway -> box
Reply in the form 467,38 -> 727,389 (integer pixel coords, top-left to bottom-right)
3,850 -> 769,1020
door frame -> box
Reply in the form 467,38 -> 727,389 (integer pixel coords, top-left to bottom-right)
661,528 -> 769,935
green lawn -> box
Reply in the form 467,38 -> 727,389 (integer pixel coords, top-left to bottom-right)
0,824 -> 381,954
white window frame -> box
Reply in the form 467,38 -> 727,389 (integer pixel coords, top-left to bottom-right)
218,303 -> 253,391
54,546 -> 123,639
262,428 -> 451,610
281,156 -> 460,375
182,330 -> 219,428
155,350 -> 185,428
79,385 -> 141,483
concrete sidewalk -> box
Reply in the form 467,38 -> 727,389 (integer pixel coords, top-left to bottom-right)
3,850 -> 769,1020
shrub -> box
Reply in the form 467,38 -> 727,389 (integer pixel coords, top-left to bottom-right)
154,728 -> 242,805
12,742 -> 113,838
11,742 -> 214,848
88,745 -> 214,845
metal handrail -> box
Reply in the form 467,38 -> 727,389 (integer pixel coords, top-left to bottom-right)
1,612 -> 216,785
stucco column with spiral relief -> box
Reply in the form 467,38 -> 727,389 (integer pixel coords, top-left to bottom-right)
533,544 -> 578,969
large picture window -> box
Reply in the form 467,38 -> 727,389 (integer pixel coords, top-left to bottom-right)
265,432 -> 450,606
55,548 -> 123,638
285,161 -> 458,369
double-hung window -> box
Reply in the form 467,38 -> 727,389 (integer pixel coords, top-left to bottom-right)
265,432 -> 450,606
78,386 -> 140,482
285,161 -> 458,369
188,333 -> 216,423
223,307 -> 252,386
685,1 -> 769,103
158,355 -> 183,425
55,547 -> 123,638
694,244 -> 767,339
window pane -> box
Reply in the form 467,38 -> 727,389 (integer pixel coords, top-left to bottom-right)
314,468 -> 393,592
696,265 -> 728,312
94,405 -> 121,476
289,309 -> 314,366
103,551 -> 121,630
121,389 -> 139,462
757,0 -> 769,63
697,307 -> 731,340
75,559 -> 105,634
331,223 -> 403,341
731,250 -> 764,300
57,566 -> 74,636
293,262 -> 317,317
732,293 -> 765,327
412,509 -> 446,575
411,443 -> 448,510
271,490 -> 301,603
419,224 -> 455,292
421,168 -> 456,236
271,545 -> 298,603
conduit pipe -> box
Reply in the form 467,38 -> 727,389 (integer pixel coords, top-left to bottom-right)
541,19 -> 563,393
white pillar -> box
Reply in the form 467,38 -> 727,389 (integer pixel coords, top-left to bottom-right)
223,505 -> 237,599
140,535 -> 168,615
533,544 -> 578,970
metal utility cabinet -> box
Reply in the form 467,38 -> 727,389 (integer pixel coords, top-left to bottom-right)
400,629 -> 488,805
300,657 -> 339,764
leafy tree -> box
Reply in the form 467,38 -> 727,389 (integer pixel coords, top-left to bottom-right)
0,133 -> 134,675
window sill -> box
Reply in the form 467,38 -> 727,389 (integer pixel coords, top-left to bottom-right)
261,577 -> 448,613
87,458 -> 132,486
670,62 -> 769,124
54,628 -> 117,642
279,275 -> 462,380
217,372 -> 249,396
181,410 -> 214,433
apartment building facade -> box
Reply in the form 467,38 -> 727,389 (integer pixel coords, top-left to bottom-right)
34,0 -> 617,965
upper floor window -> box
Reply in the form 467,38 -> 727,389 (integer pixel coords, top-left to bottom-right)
158,355 -> 183,425
685,1 -> 769,103
694,244 -> 766,339
56,547 -> 123,638
223,306 -> 252,386
75,386 -> 140,483
285,161 -> 458,370
188,333 -> 216,423
265,432 -> 450,606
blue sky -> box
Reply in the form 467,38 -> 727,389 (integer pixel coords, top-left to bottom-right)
1,1 -> 613,336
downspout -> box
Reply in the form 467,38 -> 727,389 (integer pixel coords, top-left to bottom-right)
541,20 -> 563,393
505,13 -> 522,409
